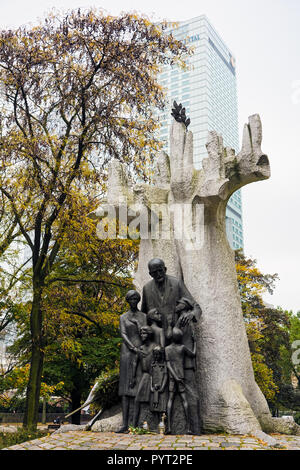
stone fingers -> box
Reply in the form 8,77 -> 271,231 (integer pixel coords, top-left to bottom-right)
237,115 -> 270,183
169,121 -> 195,200
248,114 -> 263,154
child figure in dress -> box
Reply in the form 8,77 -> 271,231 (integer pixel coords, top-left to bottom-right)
165,327 -> 196,435
147,308 -> 165,347
150,346 -> 168,420
132,326 -> 157,428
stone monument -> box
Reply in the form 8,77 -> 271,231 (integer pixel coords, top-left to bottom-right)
97,106 -> 300,437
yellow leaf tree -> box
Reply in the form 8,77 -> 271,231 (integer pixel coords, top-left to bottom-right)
0,8 -> 190,429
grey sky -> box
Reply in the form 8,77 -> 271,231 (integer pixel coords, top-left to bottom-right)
1,0 -> 299,313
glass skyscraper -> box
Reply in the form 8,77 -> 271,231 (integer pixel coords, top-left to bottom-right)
157,15 -> 244,250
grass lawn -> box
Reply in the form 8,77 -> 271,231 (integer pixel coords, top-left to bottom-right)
0,427 -> 49,449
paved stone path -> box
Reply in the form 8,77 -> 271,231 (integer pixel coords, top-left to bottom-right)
3,431 -> 300,450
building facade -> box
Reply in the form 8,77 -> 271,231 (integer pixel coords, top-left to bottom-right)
157,16 -> 244,250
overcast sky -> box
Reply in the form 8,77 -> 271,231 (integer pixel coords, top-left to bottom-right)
1,0 -> 299,313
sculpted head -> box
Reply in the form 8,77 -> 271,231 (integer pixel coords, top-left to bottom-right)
153,346 -> 164,362
147,308 -> 162,326
140,325 -> 153,343
175,297 -> 193,314
125,290 -> 141,310
172,327 -> 183,344
148,258 -> 167,284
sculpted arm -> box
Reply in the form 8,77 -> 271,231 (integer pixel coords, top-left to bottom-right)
159,367 -> 168,393
159,328 -> 165,348
166,360 -> 179,382
179,281 -> 202,324
183,343 -> 196,359
141,286 -> 148,314
129,352 -> 139,388
165,350 -> 180,383
120,317 -> 138,353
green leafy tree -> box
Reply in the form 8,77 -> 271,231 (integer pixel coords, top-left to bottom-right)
40,220 -> 137,423
275,311 -> 300,412
289,312 -> 300,387
7,193 -> 138,423
235,250 -> 290,402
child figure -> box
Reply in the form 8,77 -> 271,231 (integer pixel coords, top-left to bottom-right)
165,327 -> 196,435
175,297 -> 196,327
132,326 -> 157,428
147,308 -> 165,347
150,346 -> 168,419
174,297 -> 197,370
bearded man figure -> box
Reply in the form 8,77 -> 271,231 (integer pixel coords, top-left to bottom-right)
141,258 -> 202,434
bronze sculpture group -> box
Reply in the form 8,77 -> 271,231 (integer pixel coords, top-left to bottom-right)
117,258 -> 202,434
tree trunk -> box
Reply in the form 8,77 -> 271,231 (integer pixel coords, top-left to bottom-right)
23,286 -> 44,430
70,388 -> 82,425
42,397 -> 47,424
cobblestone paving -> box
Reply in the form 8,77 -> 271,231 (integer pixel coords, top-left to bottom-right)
2,431 -> 300,450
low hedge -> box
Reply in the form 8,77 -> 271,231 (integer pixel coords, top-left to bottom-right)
0,428 -> 48,450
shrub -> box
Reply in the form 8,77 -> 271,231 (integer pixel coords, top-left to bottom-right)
294,412 -> 300,425
0,428 -> 48,450
90,368 -> 120,412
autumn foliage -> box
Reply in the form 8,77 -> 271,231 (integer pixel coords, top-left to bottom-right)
0,8 -> 190,428
235,250 -> 291,402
